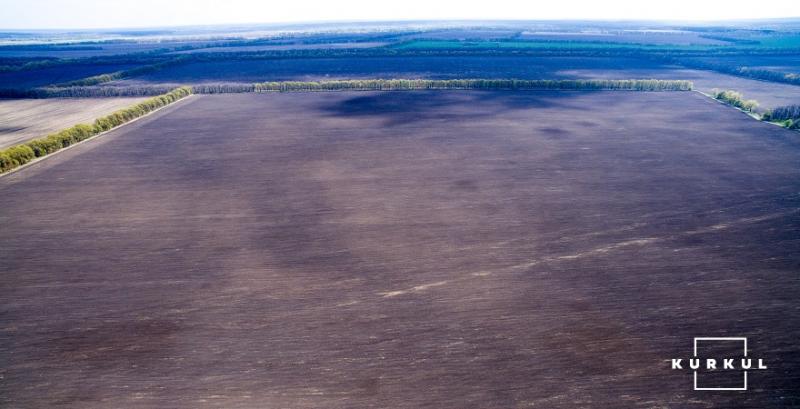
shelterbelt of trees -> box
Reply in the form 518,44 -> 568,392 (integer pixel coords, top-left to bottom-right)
762,105 -> 800,129
711,89 -> 800,130
247,79 -> 694,92
0,79 -> 695,98
712,89 -> 760,112
193,79 -> 695,94
764,105 -> 800,121
0,87 -> 192,174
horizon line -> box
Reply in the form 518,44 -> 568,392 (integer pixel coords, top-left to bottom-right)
2,17 -> 800,32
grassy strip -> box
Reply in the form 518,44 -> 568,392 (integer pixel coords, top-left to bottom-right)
0,87 -> 192,174
194,79 -> 693,93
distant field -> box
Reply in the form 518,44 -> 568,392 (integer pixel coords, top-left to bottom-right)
394,29 -> 521,41
1,91 -> 798,408
0,63 -> 140,89
517,30 -> 729,45
171,41 -> 389,54
0,40 -> 240,58
747,33 -> 800,48
0,97 -> 148,148
684,55 -> 800,74
392,39 -> 721,51
110,56 -> 671,85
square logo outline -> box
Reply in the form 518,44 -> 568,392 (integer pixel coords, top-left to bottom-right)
693,337 -> 748,391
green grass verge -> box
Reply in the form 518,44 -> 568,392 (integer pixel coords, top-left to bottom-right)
0,87 -> 192,174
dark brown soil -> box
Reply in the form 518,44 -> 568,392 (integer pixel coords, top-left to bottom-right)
1,91 -> 799,408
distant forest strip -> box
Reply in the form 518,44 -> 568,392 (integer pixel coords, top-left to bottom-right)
0,87 -> 192,174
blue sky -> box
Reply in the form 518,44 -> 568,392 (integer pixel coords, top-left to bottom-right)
0,0 -> 797,29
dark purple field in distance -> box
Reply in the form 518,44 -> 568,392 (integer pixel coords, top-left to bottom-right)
1,91 -> 799,408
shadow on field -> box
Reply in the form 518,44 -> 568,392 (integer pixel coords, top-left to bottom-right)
318,90 -> 595,126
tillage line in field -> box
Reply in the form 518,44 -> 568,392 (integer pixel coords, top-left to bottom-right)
377,208 -> 797,300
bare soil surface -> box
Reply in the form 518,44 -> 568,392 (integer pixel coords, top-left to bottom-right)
558,67 -> 800,111
1,91 -> 799,408
0,97 -> 149,148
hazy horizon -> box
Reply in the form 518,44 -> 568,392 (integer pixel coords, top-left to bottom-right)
0,0 -> 797,30
3,18 -> 800,32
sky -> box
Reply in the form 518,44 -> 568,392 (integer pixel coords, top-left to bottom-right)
0,0 -> 797,29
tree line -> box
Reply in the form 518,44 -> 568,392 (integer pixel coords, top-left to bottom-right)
0,85 -> 176,98
0,87 -> 192,174
194,79 -> 693,94
1,79 -> 695,99
247,79 -> 694,92
709,90 -> 800,131
764,105 -> 800,121
762,105 -> 800,129
711,89 -> 759,112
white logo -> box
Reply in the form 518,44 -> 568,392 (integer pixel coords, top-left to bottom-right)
671,337 -> 767,391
